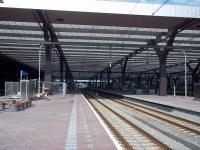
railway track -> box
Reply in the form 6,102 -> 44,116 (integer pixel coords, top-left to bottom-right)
83,91 -> 172,150
83,89 -> 200,150
100,93 -> 200,137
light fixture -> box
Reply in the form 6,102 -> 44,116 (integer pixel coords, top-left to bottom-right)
56,18 -> 64,22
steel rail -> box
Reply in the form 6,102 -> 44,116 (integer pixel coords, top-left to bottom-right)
83,93 -> 133,150
102,94 -> 200,136
86,91 -> 172,150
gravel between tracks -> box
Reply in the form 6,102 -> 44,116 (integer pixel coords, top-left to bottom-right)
101,98 -> 200,149
94,95 -> 199,150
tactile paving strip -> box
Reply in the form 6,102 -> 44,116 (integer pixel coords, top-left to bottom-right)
65,95 -> 77,150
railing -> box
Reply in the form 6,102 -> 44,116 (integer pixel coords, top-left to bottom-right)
4,81 -> 67,100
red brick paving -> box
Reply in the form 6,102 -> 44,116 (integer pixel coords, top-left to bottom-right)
77,94 -> 117,150
0,92 -> 117,150
0,95 -> 73,150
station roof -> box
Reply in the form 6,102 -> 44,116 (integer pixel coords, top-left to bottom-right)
0,7 -> 200,79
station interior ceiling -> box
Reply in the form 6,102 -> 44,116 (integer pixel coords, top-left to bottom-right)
0,7 -> 200,81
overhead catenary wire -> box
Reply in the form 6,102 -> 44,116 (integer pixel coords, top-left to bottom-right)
152,0 -> 170,16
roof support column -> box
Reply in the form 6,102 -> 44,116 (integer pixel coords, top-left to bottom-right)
154,30 -> 177,96
44,46 -> 52,82
175,74 -> 179,84
93,76 -> 95,88
156,50 -> 168,96
35,10 -> 73,84
107,68 -> 111,88
95,74 -> 98,88
197,71 -> 200,81
146,75 -> 151,94
151,71 -> 160,92
44,23 -> 52,85
60,57 -> 63,82
100,72 -> 102,88
136,73 -> 142,88
167,73 -> 173,90
172,74 -> 179,87
149,75 -> 155,89
65,68 -> 68,84
187,62 -> 200,94
88,78 -> 91,87
121,57 -> 128,91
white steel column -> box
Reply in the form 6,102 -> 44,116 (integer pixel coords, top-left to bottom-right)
38,45 -> 42,97
184,51 -> 187,98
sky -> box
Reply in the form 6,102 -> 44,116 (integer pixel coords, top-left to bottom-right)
0,0 -> 199,18
113,0 -> 200,6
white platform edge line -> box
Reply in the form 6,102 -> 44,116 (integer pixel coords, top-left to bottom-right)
81,94 -> 122,150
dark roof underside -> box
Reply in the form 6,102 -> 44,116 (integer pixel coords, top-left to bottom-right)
0,7 -> 200,79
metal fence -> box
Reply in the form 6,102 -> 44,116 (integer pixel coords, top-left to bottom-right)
194,83 -> 200,98
5,80 -> 67,100
20,80 -> 29,100
42,82 -> 67,95
5,82 -> 20,99
29,79 -> 37,98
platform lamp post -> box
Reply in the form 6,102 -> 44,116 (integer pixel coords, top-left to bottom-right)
184,51 -> 187,99
37,45 -> 42,97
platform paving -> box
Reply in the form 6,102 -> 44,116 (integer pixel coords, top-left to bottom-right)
124,94 -> 200,113
0,91 -> 117,150
94,89 -> 200,113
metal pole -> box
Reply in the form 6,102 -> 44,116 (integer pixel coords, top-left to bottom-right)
38,45 -> 42,97
184,51 -> 187,98
20,71 -> 22,100
26,80 -> 28,100
173,85 -> 176,97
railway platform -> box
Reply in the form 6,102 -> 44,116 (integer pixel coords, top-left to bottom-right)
0,91 -> 117,150
92,89 -> 200,113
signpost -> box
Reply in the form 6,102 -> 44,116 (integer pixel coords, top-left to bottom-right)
20,70 -> 29,100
